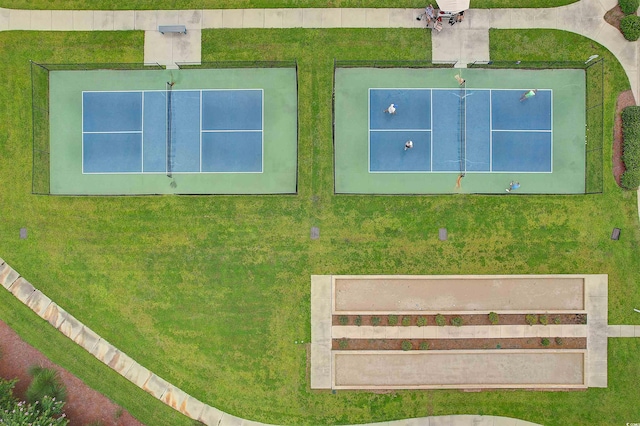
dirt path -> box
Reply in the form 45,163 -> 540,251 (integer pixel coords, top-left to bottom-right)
0,320 -> 144,426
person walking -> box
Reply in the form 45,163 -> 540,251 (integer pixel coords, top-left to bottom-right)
520,89 -> 537,102
384,103 -> 397,114
425,4 -> 435,24
417,4 -> 435,25
506,181 -> 520,192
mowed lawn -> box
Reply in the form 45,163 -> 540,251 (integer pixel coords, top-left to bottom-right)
0,0 -> 578,11
0,27 -> 639,426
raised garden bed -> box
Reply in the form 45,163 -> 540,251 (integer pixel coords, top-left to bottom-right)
332,337 -> 586,351
332,313 -> 587,327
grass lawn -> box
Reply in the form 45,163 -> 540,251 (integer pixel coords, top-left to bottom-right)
0,26 -> 639,426
0,0 -> 578,11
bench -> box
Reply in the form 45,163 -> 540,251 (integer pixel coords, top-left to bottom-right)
158,25 -> 187,35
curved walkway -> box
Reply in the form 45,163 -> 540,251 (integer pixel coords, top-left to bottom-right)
0,257 -> 541,425
0,2 -> 638,425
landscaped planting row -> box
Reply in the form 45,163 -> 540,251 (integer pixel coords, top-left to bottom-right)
332,313 -> 587,327
332,337 -> 586,351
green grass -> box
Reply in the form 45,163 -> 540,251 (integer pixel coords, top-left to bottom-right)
0,0 -> 578,10
0,26 -> 639,426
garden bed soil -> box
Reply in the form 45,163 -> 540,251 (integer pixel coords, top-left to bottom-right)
604,4 -> 626,31
613,90 -> 636,186
332,313 -> 587,327
332,337 -> 586,351
0,320 -> 143,426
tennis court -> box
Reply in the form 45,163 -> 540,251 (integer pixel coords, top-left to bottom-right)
50,68 -> 297,195
335,68 -> 585,194
83,89 -> 263,174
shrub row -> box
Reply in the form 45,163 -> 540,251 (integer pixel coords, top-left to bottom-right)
621,106 -> 640,188
620,0 -> 639,15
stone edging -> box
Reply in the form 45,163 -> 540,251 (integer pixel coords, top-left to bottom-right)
0,256 -> 549,426
0,257 -> 243,426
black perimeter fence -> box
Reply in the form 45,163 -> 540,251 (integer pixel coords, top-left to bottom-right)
30,60 -> 298,195
30,62 -> 163,195
469,59 -> 605,195
176,60 -> 297,69
334,59 -> 456,69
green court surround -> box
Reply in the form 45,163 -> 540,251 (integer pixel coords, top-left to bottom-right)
334,68 -> 586,194
49,68 -> 297,195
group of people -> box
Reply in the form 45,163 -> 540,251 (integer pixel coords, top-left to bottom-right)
417,4 -> 465,28
382,82 -> 533,192
382,104 -> 413,150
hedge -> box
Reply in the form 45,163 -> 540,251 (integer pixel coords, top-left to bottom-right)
619,0 -> 639,15
621,106 -> 640,189
620,15 -> 640,41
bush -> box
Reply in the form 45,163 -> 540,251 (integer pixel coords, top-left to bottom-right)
541,338 -> 550,347
355,315 -> 362,326
435,314 -> 446,327
401,316 -> 411,326
488,312 -> 499,325
553,316 -> 562,325
620,0 -> 639,15
401,341 -> 413,351
26,365 -> 67,404
338,315 -> 349,325
539,315 -> 549,326
388,315 -> 398,326
525,314 -> 538,326
338,338 -> 348,349
419,342 -> 430,350
372,316 -> 381,326
555,337 -> 564,346
450,316 -> 464,327
0,378 -> 68,425
621,15 -> 640,41
622,169 -> 640,189
416,316 -> 427,327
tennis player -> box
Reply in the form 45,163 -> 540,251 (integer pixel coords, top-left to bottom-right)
454,74 -> 466,86
520,89 -> 537,101
384,103 -> 397,114
506,181 -> 521,192
404,140 -> 414,151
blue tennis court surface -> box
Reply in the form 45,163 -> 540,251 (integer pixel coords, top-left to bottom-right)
82,89 -> 263,173
369,88 -> 552,173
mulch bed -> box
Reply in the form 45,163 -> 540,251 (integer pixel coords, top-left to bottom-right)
332,313 -> 587,327
0,320 -> 143,426
613,90 -> 636,186
332,337 -> 586,351
604,4 -> 626,32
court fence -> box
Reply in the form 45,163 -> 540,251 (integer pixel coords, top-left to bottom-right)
334,59 -> 457,69
176,60 -> 297,69
469,59 -> 605,195
30,62 -> 164,195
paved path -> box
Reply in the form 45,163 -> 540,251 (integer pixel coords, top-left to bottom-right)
0,2 -> 636,98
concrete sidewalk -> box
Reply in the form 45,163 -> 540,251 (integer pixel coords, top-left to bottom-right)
1,2 -> 637,100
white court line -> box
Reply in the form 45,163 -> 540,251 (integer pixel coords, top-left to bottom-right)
492,129 -> 552,132
141,92 -> 145,172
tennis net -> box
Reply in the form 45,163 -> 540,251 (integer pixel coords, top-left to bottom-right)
166,81 -> 173,177
459,83 -> 466,176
